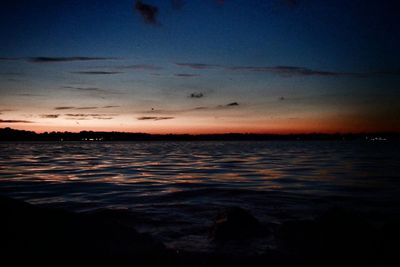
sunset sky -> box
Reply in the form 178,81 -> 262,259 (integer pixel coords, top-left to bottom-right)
0,0 -> 399,134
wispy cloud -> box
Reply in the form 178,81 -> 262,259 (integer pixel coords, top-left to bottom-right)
0,72 -> 24,76
15,93 -> 43,97
103,105 -> 120,109
0,119 -> 34,123
137,116 -> 174,121
282,0 -> 298,7
0,109 -> 16,113
71,71 -> 122,75
174,73 -> 200,78
54,106 -> 119,110
54,106 -> 75,110
117,64 -> 163,71
190,92 -> 204,98
174,62 -> 390,78
142,102 -> 240,115
227,65 -> 360,77
62,86 -> 124,96
62,86 -> 104,92
225,102 -> 239,106
75,107 -> 99,110
135,0 -> 160,25
28,57 -> 117,63
64,114 -> 115,120
40,114 -> 60,118
175,63 -> 221,70
171,0 -> 185,10
0,57 -> 21,61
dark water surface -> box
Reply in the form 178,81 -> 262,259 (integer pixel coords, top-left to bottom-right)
1,141 -> 399,251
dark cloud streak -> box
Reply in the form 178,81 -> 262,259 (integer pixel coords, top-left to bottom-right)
71,71 -> 122,75
190,92 -> 204,98
227,65 -> 361,77
40,114 -> 60,118
226,102 -> 239,106
171,0 -> 185,10
28,57 -> 117,63
175,63 -> 221,70
0,119 -> 34,123
103,105 -> 120,109
135,1 -> 160,25
174,73 -> 200,77
137,116 -> 174,121
117,64 -> 163,71
54,107 -> 75,110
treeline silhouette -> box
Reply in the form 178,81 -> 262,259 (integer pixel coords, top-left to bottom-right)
0,127 -> 398,141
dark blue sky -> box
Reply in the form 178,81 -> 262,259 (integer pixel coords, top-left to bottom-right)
0,0 -> 399,133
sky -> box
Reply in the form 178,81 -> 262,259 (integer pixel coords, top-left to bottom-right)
0,0 -> 399,134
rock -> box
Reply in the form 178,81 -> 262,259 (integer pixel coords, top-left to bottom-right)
278,208 -> 378,266
0,195 -> 167,265
209,207 -> 265,242
378,218 -> 400,267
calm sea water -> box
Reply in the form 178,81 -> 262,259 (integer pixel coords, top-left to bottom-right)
1,141 -> 399,251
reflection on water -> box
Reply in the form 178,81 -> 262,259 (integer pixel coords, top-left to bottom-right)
1,141 -> 399,250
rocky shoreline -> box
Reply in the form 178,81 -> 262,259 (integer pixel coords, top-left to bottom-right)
1,195 -> 398,266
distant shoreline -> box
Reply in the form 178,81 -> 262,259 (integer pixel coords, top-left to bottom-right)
1,127 -> 399,142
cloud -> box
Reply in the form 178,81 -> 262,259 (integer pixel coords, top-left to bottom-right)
0,119 -> 34,123
225,102 -> 239,107
28,57 -> 117,63
171,0 -> 185,10
64,114 -> 115,120
282,0 -> 298,7
174,62 -> 365,77
368,70 -> 400,76
40,114 -> 60,118
135,1 -> 160,25
63,86 -> 104,92
62,86 -> 124,96
174,73 -> 200,77
75,107 -> 99,110
54,106 -> 119,110
71,71 -> 122,75
190,92 -> 204,98
103,105 -> 120,109
143,107 -> 206,114
0,72 -> 24,76
0,57 -> 20,61
175,63 -> 221,70
117,64 -> 163,71
227,65 -> 360,77
54,106 -> 75,110
141,102 -> 239,115
137,116 -> 174,121
15,93 -> 43,97
55,106 -> 97,110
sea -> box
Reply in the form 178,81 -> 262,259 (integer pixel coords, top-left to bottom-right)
1,141 -> 399,252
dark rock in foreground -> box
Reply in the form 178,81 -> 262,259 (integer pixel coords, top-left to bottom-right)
277,208 -> 399,267
1,196 -> 398,267
209,207 -> 267,242
0,196 -> 166,265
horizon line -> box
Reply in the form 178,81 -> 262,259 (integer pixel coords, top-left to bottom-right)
1,127 -> 398,136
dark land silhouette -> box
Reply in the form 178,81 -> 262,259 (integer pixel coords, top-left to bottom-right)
0,127 -> 398,141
